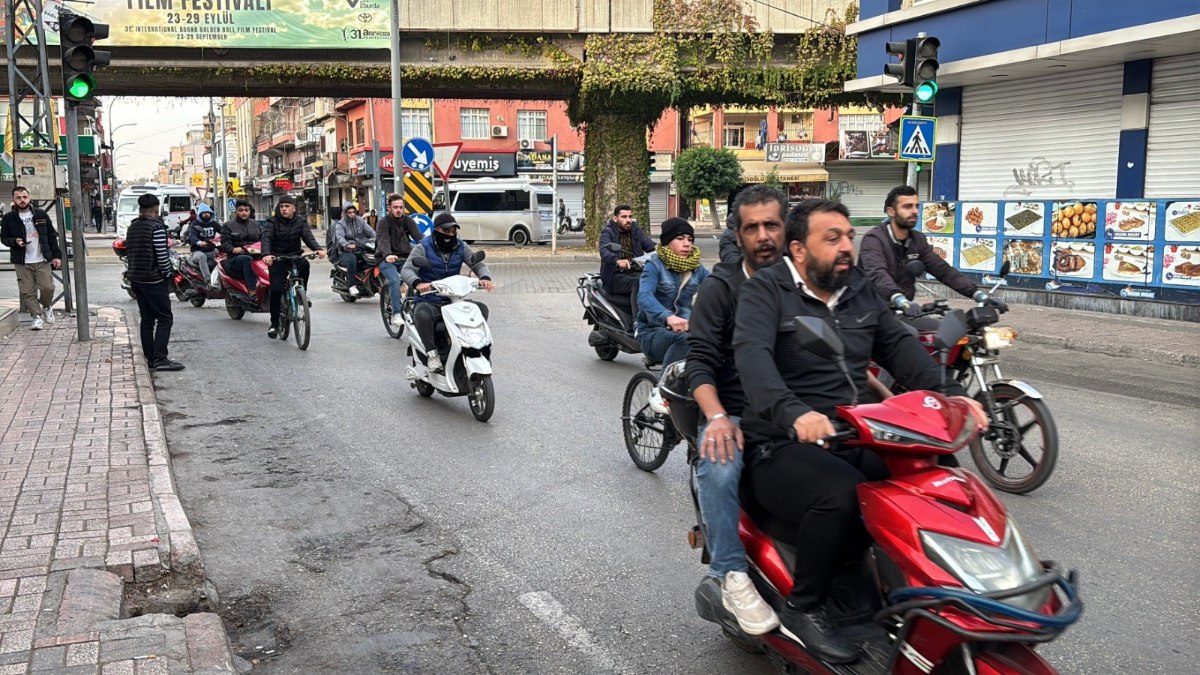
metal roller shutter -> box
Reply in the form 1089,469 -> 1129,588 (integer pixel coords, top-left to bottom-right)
826,162 -> 907,221
556,182 -> 584,221
1145,53 -> 1200,197
959,65 -> 1123,200
650,183 -> 669,225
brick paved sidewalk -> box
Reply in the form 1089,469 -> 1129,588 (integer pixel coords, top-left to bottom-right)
0,307 -> 237,674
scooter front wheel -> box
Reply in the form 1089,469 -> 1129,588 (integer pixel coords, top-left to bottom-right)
622,371 -> 675,472
969,383 -> 1058,494
189,296 -> 206,308
468,374 -> 495,422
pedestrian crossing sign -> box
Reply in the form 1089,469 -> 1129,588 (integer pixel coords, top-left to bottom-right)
899,116 -> 936,162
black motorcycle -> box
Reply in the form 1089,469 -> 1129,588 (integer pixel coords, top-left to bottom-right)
577,243 -> 651,361
330,242 -> 382,303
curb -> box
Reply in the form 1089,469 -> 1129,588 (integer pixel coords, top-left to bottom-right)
1013,331 -> 1200,368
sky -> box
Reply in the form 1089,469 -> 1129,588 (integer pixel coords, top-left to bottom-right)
101,96 -> 213,183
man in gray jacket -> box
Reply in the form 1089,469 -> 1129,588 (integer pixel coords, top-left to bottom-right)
334,202 -> 376,297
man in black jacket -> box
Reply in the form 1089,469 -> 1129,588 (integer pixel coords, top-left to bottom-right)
1,186 -> 62,330
125,194 -> 183,371
598,205 -> 654,323
734,199 -> 985,663
219,199 -> 263,293
858,185 -> 979,319
686,185 -> 787,636
376,193 -> 425,329
261,196 -> 326,339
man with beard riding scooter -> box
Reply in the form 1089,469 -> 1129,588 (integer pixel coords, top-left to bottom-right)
261,196 -> 326,339
219,199 -> 263,294
733,199 -> 987,664
599,205 -> 655,329
685,185 -> 787,636
401,213 -> 494,374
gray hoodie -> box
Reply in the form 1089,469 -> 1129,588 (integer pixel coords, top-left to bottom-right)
334,216 -> 375,250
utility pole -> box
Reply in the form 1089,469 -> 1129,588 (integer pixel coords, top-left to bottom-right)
551,135 -> 559,255
217,97 -> 228,221
65,105 -> 91,340
390,0 -> 404,196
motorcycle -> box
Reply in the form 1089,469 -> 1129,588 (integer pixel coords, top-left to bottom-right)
577,243 -> 652,361
177,238 -> 225,308
878,261 -> 1058,494
330,241 -> 384,303
214,243 -> 272,321
113,237 -> 184,301
557,213 -> 586,235
657,313 -> 1082,674
400,251 -> 495,422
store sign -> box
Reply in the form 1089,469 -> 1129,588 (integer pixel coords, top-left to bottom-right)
274,179 -> 293,191
765,143 -> 826,163
450,152 -> 517,178
379,153 -> 395,173
516,149 -> 585,173
839,114 -> 897,160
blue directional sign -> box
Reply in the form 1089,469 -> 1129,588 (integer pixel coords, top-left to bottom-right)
899,116 -> 936,162
402,137 -> 435,171
411,213 -> 434,238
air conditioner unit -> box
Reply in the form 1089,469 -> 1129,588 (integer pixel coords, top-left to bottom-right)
518,139 -> 534,150
491,125 -> 508,138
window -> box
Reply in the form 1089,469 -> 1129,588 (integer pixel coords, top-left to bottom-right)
536,193 -> 553,207
118,197 -> 139,214
402,108 -> 432,141
503,190 -> 530,210
460,108 -> 491,139
354,119 -> 365,147
723,123 -> 745,149
166,196 -> 191,213
454,192 -> 504,211
782,112 -> 814,141
517,110 -> 548,142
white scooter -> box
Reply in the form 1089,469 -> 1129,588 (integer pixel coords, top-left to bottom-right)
401,254 -> 495,422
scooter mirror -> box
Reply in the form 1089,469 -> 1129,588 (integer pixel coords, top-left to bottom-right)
905,259 -> 927,278
933,309 -> 969,351
791,316 -> 845,360
603,243 -> 623,253
1000,260 -> 1012,277
467,251 -> 487,265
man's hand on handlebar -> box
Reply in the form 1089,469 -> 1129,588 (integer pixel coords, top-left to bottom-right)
263,255 -> 274,266
666,315 -> 688,332
616,258 -> 631,271
951,396 -> 990,432
479,279 -> 495,291
416,282 -> 432,293
792,411 -> 836,445
345,243 -> 357,251
385,254 -> 398,263
314,249 -> 327,259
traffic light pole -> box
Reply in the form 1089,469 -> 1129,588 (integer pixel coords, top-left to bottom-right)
65,105 -> 91,341
390,0 -> 404,196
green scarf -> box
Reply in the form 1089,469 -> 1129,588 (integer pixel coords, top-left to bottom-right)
656,244 -> 702,273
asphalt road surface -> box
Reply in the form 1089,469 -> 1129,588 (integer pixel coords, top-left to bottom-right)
10,260 -> 1197,674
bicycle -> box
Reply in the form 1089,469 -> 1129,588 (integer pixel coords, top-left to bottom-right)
272,254 -> 317,351
621,359 -> 681,471
378,262 -> 408,339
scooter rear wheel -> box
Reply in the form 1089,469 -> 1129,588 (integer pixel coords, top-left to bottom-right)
189,297 -> 206,308
622,371 -> 676,472
415,380 -> 435,398
594,342 -> 619,361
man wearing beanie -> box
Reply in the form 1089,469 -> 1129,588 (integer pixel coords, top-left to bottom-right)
261,195 -> 326,340
635,217 -> 709,366
124,193 -> 183,371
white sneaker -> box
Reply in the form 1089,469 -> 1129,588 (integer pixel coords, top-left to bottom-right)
390,314 -> 405,330
349,286 -> 361,297
426,352 -> 443,374
648,386 -> 669,415
43,308 -> 56,324
31,316 -> 44,331
721,571 -> 780,636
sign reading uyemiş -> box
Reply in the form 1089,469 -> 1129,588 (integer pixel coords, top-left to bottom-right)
899,116 -> 936,162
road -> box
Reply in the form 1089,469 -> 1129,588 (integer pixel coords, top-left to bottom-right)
14,260 -> 1198,674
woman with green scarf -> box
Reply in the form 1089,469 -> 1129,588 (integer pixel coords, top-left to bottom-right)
636,218 -> 710,366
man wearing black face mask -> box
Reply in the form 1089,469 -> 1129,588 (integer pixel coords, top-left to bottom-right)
401,213 -> 494,374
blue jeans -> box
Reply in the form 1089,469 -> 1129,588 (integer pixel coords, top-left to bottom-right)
638,326 -> 689,366
339,251 -> 362,287
696,416 -> 747,578
379,260 -> 404,310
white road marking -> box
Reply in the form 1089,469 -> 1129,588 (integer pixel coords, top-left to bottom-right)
518,591 -> 630,674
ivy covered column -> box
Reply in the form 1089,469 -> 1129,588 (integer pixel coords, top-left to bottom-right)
582,112 -> 658,248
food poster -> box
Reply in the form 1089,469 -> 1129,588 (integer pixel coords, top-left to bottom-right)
1164,201 -> 1200,242
1003,202 -> 1046,238
959,237 -> 998,272
920,202 -> 955,235
1161,244 -> 1200,287
1003,240 -> 1045,276
927,236 -> 955,266
1104,201 -> 1156,241
960,202 -> 999,236
1051,241 -> 1096,279
1050,201 -> 1099,240
1102,243 -> 1154,284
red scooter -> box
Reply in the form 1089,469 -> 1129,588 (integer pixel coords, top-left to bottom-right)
178,235 -> 225,308
214,243 -> 271,320
658,311 -> 1081,674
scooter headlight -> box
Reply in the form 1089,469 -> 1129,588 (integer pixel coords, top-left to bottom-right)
921,520 -> 1049,611
866,409 -> 976,452
457,325 -> 489,349
983,326 -> 1018,350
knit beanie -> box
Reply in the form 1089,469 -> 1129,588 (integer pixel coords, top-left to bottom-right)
659,217 -> 694,246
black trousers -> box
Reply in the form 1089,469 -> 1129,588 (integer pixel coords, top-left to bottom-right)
131,280 -> 173,364
269,258 -> 310,327
608,270 -> 641,325
414,300 -> 489,353
227,254 -> 257,290
748,442 -> 889,609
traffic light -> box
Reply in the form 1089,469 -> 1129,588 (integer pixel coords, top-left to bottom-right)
884,40 -> 914,87
59,13 -> 110,105
648,151 -> 658,173
912,37 -> 940,104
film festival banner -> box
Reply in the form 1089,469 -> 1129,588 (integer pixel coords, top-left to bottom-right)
2,0 -> 392,49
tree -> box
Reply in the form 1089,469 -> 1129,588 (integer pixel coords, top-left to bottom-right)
674,147 -> 743,230
764,167 -> 784,192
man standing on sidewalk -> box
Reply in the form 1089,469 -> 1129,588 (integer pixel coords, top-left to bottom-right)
0,186 -> 62,330
125,193 -> 184,372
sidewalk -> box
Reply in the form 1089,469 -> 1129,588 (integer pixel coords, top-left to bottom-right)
0,305 -> 238,674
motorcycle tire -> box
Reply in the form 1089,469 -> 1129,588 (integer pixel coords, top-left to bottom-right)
594,342 -> 619,361
224,296 -> 245,320
468,374 -> 495,423
339,292 -> 358,303
173,286 -> 188,302
415,380 -> 435,398
622,370 -> 675,472
969,383 -> 1058,494
189,297 -> 206,308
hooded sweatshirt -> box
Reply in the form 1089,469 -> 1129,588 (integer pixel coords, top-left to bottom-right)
187,204 -> 219,252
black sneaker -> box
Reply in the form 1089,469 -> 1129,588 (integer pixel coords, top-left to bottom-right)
778,603 -> 858,664
267,326 -> 278,339
151,359 -> 185,372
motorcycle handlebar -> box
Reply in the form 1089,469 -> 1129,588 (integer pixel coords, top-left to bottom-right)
787,420 -> 858,446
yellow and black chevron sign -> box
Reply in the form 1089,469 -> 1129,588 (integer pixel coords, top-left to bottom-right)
403,170 -> 434,215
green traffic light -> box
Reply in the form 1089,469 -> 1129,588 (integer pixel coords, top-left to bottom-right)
66,75 -> 94,100
914,80 -> 939,103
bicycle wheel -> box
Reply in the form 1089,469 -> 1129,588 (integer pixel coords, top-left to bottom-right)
292,284 -> 311,351
622,371 -> 675,472
278,290 -> 292,341
381,286 -> 404,339
968,384 -> 1059,494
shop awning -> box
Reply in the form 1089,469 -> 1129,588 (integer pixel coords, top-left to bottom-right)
740,161 -> 828,183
